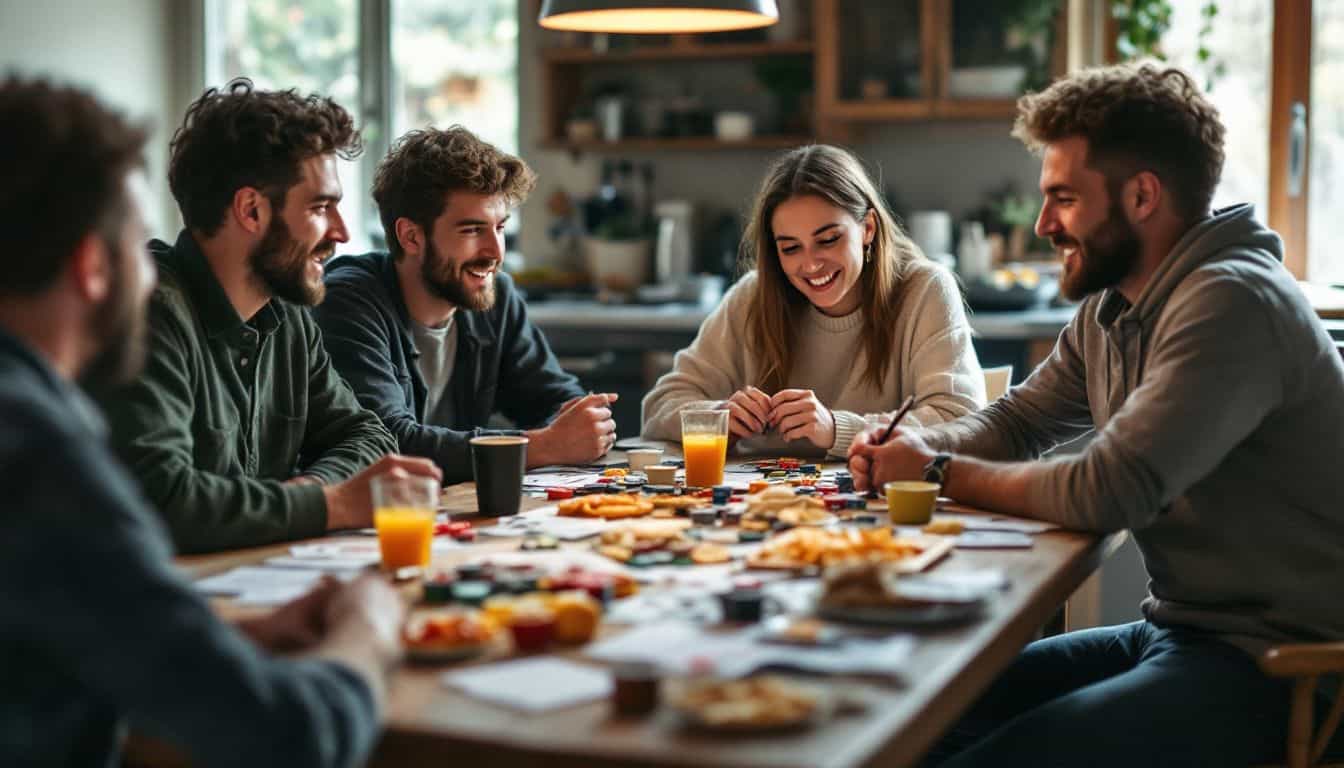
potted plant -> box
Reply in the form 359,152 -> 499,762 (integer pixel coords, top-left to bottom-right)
585,212 -> 652,293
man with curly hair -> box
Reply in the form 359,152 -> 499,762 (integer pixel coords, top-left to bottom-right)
849,64 -> 1344,765
97,79 -> 440,554
313,127 -> 614,482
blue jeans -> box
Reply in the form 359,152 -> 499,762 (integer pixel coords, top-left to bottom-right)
927,621 -> 1344,768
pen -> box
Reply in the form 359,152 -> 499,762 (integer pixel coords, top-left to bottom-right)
874,395 -> 916,446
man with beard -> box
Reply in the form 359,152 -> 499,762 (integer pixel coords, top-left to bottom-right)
849,64 -> 1344,766
97,79 -> 440,554
0,76 -> 406,767
313,127 -> 615,482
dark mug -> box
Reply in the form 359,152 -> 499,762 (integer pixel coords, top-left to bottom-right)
470,435 -> 528,517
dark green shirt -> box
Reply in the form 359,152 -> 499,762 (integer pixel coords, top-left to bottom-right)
98,231 -> 397,553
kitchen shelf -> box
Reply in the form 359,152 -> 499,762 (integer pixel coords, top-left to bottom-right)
542,135 -> 814,151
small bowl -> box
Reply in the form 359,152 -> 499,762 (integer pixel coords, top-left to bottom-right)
884,481 -> 940,525
645,465 -> 678,485
627,448 -> 664,473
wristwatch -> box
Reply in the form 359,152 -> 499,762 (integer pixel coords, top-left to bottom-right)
923,453 -> 952,485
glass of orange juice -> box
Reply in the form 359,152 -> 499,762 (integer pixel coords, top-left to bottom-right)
371,474 -> 439,571
680,409 -> 729,488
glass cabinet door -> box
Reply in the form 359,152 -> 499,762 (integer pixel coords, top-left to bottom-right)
816,0 -> 933,118
943,0 -> 1063,108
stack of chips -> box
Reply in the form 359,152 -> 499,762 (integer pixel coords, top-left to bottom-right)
835,472 -> 855,494
711,485 -> 732,505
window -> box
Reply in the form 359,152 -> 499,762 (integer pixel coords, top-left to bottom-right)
1163,0 -> 1272,217
391,0 -> 519,156
203,0 -> 520,251
1145,0 -> 1344,282
1308,0 -> 1344,283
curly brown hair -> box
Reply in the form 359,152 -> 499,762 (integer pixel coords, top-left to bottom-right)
1012,63 -> 1225,223
373,126 -> 536,259
168,78 -> 361,236
0,76 -> 148,296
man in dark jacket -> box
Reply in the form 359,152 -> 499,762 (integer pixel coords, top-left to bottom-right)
96,80 -> 440,554
314,126 -> 616,482
0,75 -> 403,768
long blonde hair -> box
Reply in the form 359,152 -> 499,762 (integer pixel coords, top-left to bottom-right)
742,144 -> 924,393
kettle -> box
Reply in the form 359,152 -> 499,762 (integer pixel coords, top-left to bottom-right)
654,200 -> 694,284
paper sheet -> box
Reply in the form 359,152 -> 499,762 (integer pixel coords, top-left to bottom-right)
443,657 -> 612,712
195,566 -> 356,605
476,505 -> 607,541
522,470 -> 600,489
586,621 -> 914,680
931,510 -> 1059,534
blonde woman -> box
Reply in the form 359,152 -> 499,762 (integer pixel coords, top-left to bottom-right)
641,145 -> 985,458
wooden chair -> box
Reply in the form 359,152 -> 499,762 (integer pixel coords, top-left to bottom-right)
982,365 -> 1013,403
1258,642 -> 1344,767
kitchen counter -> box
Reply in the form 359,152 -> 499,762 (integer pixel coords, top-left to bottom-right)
526,299 -> 1079,340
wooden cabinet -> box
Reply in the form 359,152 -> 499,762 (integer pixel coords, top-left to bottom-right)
539,39 -> 817,151
814,0 -> 1067,124
535,0 -> 1069,151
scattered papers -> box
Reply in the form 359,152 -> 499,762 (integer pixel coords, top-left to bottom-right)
443,657 -> 612,712
932,510 -> 1059,534
465,548 -> 631,576
522,469 -> 600,489
954,531 -> 1034,549
195,566 -> 357,605
587,621 -> 914,680
477,506 -> 606,541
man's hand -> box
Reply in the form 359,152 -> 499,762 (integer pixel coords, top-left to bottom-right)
323,573 -> 405,663
237,575 -> 341,652
847,427 -> 936,492
323,454 -> 443,531
726,386 -> 772,441
769,389 -> 836,450
311,573 -> 407,709
527,393 -> 618,466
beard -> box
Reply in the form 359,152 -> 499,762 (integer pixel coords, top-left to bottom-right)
1055,201 -> 1141,301
249,215 -> 332,306
81,243 -> 149,387
420,238 -> 497,311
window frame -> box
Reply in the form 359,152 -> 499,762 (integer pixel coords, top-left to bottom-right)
198,0 -> 519,251
1101,0 -> 1321,279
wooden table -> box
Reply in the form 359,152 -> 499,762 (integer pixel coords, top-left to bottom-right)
178,478 -> 1123,768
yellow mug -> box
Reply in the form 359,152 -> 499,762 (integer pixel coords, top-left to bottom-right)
885,481 -> 940,525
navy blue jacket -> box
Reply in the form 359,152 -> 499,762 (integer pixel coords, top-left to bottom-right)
313,252 -> 583,482
0,329 -> 377,767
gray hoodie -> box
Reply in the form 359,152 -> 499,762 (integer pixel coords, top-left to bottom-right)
925,204 -> 1344,650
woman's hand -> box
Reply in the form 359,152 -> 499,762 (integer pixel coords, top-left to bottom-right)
726,386 -> 772,440
769,389 -> 836,450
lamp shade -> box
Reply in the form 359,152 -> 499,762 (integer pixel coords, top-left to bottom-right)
538,0 -> 779,34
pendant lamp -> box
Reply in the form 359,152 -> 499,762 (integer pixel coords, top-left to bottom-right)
538,0 -> 779,34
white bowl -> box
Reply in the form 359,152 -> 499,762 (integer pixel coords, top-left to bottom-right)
714,112 -> 754,141
947,66 -> 1027,99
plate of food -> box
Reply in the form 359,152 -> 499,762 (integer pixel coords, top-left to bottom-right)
744,528 -> 953,573
402,610 -> 500,663
557,493 -> 655,520
739,486 -> 835,530
595,520 -> 732,566
816,561 -> 987,627
671,675 -> 833,733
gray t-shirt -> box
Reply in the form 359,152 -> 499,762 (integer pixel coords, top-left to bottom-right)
411,316 -> 458,426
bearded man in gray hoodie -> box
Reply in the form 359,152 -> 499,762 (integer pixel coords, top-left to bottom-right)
850,63 -> 1344,766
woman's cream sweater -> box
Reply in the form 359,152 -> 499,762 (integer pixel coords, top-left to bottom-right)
640,261 -> 986,457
